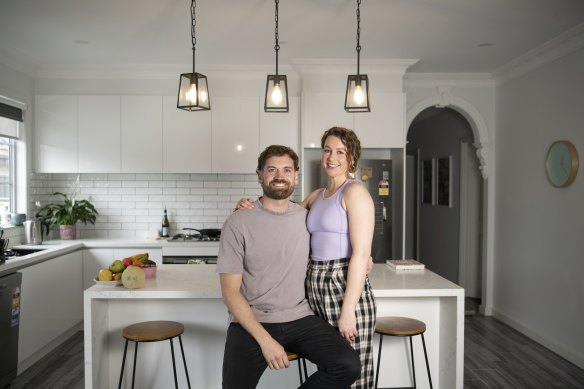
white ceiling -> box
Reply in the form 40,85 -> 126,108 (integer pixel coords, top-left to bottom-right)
1,0 -> 584,75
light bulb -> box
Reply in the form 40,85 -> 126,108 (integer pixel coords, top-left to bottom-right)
199,89 -> 208,103
186,84 -> 197,103
352,84 -> 365,105
271,84 -> 283,105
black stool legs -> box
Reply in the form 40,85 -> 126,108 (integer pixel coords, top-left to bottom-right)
375,333 -> 433,389
296,357 -> 308,384
117,336 -> 191,389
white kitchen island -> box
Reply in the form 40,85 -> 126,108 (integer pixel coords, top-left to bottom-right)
84,264 -> 464,389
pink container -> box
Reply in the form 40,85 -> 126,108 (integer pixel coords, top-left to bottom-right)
142,266 -> 157,278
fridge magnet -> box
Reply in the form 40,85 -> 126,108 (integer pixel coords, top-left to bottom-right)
360,166 -> 373,190
437,156 -> 452,207
378,171 -> 390,196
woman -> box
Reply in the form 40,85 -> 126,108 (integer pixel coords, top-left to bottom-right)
236,127 -> 376,388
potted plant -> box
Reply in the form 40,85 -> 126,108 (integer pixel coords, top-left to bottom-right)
36,192 -> 98,240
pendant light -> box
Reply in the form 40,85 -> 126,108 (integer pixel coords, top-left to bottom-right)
264,0 -> 289,112
345,0 -> 370,112
177,0 -> 210,111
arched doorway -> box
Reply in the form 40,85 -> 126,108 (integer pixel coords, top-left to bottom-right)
405,95 -> 492,313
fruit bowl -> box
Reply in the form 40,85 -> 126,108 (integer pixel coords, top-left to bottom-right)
142,266 -> 157,278
93,277 -> 122,286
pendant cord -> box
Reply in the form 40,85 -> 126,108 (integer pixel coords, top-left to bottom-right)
191,0 -> 197,73
274,0 -> 280,76
356,0 -> 361,76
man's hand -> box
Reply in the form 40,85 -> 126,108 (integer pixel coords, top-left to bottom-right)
234,198 -> 255,211
260,337 -> 290,370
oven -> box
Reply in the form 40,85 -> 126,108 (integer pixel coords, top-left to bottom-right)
162,229 -> 220,265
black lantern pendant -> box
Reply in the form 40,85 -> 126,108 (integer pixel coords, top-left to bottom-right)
264,0 -> 289,113
177,0 -> 210,111
345,0 -> 370,112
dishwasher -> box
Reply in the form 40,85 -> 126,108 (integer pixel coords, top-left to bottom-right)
0,271 -> 22,388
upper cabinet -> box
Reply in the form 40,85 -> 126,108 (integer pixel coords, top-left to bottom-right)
34,93 -> 301,174
211,96 -> 260,173
302,92 -> 405,149
260,96 -> 300,152
302,93 -> 353,148
35,95 -> 78,173
353,93 -> 405,148
121,96 -> 163,173
162,96 -> 212,173
78,96 -> 121,173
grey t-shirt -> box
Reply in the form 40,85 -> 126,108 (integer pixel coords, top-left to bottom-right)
217,199 -> 314,323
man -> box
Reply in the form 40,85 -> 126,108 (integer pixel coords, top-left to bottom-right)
217,145 -> 360,389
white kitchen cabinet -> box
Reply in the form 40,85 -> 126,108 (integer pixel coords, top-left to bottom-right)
162,96 -> 212,173
353,93 -> 405,148
302,92 -> 406,149
211,96 -> 260,173
121,96 -> 163,173
302,93 -> 353,148
259,96 -> 300,152
18,251 -> 83,364
35,95 -> 78,173
82,248 -> 162,290
78,95 -> 121,173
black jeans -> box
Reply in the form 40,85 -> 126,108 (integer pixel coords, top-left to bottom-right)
222,315 -> 360,389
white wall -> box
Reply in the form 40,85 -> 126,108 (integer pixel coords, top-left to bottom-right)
494,47 -> 584,368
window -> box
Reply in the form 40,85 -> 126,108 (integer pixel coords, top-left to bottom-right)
0,117 -> 17,211
0,100 -> 24,213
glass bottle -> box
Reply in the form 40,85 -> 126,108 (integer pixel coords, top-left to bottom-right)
162,207 -> 170,238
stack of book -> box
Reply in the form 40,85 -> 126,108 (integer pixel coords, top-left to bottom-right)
386,259 -> 425,270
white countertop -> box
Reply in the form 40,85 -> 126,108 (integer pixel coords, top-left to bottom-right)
84,263 -> 464,299
0,238 -> 163,276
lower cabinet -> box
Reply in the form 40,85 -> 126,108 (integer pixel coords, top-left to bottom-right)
82,248 -> 162,290
18,251 -> 83,365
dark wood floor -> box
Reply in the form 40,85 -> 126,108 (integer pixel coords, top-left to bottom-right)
9,309 -> 584,388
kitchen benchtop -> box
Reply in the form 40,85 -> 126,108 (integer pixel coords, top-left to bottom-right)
84,263 -> 464,299
0,238 -> 162,277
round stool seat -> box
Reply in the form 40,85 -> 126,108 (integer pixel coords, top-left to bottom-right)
122,321 -> 184,342
375,316 -> 426,336
286,351 -> 300,361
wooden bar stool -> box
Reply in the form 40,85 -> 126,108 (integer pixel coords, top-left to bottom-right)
374,316 -> 433,389
286,351 -> 308,384
117,320 -> 191,389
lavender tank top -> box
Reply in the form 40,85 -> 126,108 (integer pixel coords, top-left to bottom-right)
306,179 -> 353,261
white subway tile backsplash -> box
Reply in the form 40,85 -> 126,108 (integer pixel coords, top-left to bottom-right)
232,182 -> 262,188
204,181 -> 232,188
136,174 -> 163,181
30,172 -> 302,238
123,181 -> 149,188
108,174 -> 136,181
177,181 -> 205,188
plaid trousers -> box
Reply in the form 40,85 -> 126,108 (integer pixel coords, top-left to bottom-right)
306,259 -> 377,389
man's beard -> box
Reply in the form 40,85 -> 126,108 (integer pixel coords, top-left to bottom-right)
262,179 -> 295,200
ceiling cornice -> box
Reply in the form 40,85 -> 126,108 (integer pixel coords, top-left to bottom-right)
290,59 -> 419,75
493,22 -> 584,85
404,73 -> 495,88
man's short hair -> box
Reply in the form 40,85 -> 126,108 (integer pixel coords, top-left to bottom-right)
257,145 -> 299,172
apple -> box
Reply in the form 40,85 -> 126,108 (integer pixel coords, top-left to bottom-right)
109,259 -> 125,274
122,257 -> 133,267
98,268 -> 113,281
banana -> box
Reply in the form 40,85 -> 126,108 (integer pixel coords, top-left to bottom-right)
130,253 -> 149,263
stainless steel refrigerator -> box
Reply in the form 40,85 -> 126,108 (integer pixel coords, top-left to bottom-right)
356,159 -> 393,262
319,159 -> 393,263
